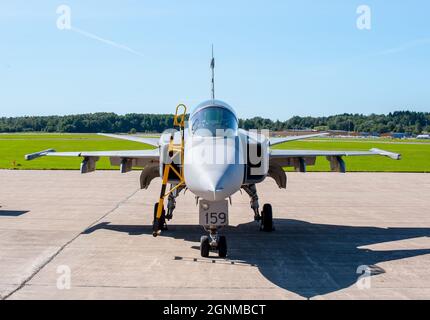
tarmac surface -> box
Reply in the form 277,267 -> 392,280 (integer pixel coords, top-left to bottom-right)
0,170 -> 429,300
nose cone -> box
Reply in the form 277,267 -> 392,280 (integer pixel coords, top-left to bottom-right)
196,164 -> 244,201
184,136 -> 244,201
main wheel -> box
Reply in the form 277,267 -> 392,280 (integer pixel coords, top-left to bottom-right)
200,236 -> 210,257
218,236 -> 227,258
261,203 -> 273,232
153,203 -> 167,235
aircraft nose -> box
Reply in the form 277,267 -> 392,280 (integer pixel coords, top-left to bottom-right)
186,163 -> 244,202
184,135 -> 244,202
205,168 -> 237,201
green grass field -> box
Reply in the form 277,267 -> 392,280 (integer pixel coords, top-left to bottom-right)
0,133 -> 429,172
0,134 -> 152,170
275,140 -> 430,172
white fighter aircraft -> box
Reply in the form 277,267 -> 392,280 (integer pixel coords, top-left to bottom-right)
25,55 -> 401,258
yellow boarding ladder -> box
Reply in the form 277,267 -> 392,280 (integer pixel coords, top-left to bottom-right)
153,104 -> 187,236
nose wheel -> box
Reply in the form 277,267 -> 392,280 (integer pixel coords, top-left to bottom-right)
200,236 -> 210,257
200,229 -> 227,258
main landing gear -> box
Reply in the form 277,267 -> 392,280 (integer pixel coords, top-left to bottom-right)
152,184 -> 184,235
260,203 -> 274,232
242,184 -> 275,232
153,203 -> 168,233
200,228 -> 227,258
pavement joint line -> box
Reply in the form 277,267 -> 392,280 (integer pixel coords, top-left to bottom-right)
1,187 -> 141,300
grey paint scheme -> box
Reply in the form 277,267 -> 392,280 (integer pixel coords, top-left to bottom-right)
269,148 -> 400,159
24,99 -> 401,203
269,133 -> 329,146
98,133 -> 160,147
42,149 -> 159,158
183,135 -> 245,201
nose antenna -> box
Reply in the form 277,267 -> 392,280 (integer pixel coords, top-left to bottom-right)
211,44 -> 215,100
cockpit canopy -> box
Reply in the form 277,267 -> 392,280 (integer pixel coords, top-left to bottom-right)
190,101 -> 238,137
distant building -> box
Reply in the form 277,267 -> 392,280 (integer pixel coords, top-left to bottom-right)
391,133 -> 409,139
417,134 -> 430,139
271,130 -> 318,137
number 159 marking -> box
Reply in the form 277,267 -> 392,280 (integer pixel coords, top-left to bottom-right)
205,212 -> 227,225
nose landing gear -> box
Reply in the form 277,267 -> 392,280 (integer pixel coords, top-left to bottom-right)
200,228 -> 227,258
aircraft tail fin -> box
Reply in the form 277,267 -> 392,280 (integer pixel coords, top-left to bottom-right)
211,44 -> 215,100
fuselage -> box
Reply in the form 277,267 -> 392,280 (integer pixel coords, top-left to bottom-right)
160,99 -> 270,202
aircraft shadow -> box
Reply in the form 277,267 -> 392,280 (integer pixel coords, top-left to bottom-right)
83,219 -> 430,298
0,210 -> 29,217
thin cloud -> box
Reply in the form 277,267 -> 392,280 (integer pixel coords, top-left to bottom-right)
70,26 -> 144,58
371,38 -> 430,57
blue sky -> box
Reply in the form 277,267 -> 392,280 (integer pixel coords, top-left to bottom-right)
1,0 -> 429,119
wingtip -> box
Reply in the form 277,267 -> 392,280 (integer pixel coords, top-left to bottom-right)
25,148 -> 55,161
370,148 -> 401,160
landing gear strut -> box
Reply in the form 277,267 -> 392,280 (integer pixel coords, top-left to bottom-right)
200,227 -> 227,258
242,184 -> 261,221
166,184 -> 184,220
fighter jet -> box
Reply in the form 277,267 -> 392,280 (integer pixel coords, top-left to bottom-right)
25,53 -> 401,258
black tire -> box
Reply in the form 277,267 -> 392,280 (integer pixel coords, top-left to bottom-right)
261,203 -> 273,232
200,236 -> 210,257
218,236 -> 227,258
153,203 -> 167,232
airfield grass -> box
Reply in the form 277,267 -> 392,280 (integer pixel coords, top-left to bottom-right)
274,140 -> 430,172
0,134 -> 151,170
0,133 -> 429,172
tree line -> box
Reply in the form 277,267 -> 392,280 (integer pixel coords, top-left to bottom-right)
0,111 -> 429,134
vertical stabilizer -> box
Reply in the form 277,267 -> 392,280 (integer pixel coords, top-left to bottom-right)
211,45 -> 215,100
